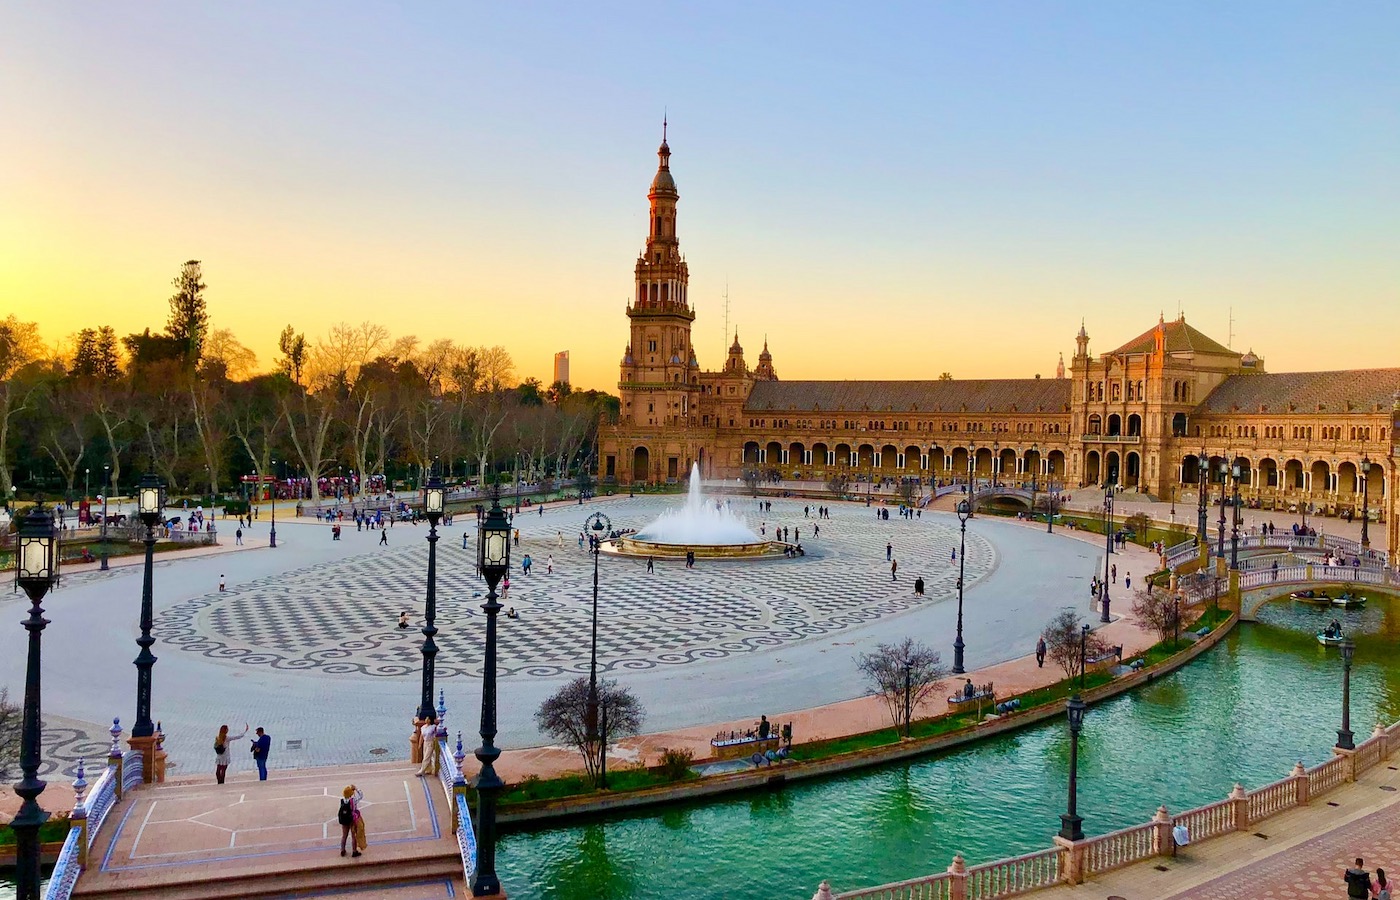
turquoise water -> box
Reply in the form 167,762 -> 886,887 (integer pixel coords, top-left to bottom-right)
497,598 -> 1400,899
5,597 -> 1394,900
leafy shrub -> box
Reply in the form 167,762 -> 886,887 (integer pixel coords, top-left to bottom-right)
658,747 -> 694,781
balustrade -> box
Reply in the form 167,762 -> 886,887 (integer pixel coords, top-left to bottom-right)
1307,755 -> 1347,795
1079,823 -> 1157,878
1172,799 -> 1235,842
833,874 -> 953,900
964,848 -> 1063,898
1245,777 -> 1298,822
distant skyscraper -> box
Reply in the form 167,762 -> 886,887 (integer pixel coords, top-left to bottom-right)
553,351 -> 570,387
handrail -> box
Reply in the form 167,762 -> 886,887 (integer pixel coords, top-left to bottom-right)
1079,821 -> 1156,878
1172,797 -> 1235,842
965,846 -> 1063,897
43,829 -> 83,900
833,871 -> 953,900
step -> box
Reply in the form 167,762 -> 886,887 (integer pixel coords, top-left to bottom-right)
74,852 -> 463,900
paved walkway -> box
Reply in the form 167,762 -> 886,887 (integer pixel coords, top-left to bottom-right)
1036,756 -> 1400,899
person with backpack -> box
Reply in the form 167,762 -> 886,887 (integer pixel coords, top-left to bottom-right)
213,722 -> 247,784
338,785 -> 365,857
1345,857 -> 1373,899
1376,868 -> 1391,900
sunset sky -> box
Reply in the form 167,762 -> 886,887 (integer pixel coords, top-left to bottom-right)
3,2 -> 1396,391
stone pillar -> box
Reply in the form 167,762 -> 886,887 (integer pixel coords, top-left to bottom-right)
1334,746 -> 1357,783
410,716 -> 426,764
1053,836 -> 1085,885
1230,783 -> 1250,832
1227,569 -> 1241,613
108,718 -> 125,801
947,854 -> 968,900
128,735 -> 160,784
71,759 -> 89,868
812,882 -> 834,900
1373,723 -> 1389,761
1290,761 -> 1310,805
1152,805 -> 1173,856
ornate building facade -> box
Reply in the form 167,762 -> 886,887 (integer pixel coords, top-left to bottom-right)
598,138 -> 1400,559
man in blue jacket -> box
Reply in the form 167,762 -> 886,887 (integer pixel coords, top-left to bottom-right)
251,727 -> 272,781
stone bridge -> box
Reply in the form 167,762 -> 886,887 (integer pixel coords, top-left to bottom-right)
1175,563 -> 1400,620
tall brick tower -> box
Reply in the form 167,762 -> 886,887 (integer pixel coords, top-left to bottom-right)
619,121 -> 698,431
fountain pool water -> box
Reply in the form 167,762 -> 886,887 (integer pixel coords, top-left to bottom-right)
609,464 -> 784,559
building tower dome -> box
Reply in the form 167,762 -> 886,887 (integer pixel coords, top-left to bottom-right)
1075,320 -> 1090,359
753,338 -> 778,381
1056,353 -> 1066,379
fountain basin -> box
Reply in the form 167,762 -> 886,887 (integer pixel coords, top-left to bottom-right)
604,536 -> 791,560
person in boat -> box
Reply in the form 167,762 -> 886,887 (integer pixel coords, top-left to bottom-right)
1325,620 -> 1342,638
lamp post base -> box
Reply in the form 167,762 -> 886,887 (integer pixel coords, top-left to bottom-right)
127,735 -> 166,784
1336,729 -> 1355,751
1058,812 -> 1084,843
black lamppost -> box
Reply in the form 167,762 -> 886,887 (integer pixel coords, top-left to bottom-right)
1059,694 -> 1087,842
1229,462 -> 1242,571
953,499 -> 970,674
1101,484 -> 1114,623
991,440 -> 999,490
583,511 -> 611,786
100,463 -> 111,571
269,459 -> 278,549
1360,456 -> 1372,551
132,474 -> 165,740
1336,638 -> 1356,751
84,467 -> 90,507
12,501 -> 60,900
472,494 -> 511,897
1216,460 -> 1228,561
417,476 -> 445,723
1196,451 -> 1208,547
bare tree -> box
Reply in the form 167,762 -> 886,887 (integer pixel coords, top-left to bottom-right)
1042,609 -> 1111,682
534,677 -> 645,787
1131,586 -> 1184,646
0,316 -> 50,497
856,637 -> 948,736
281,385 -> 338,504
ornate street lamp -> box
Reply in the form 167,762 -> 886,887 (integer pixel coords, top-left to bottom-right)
1360,456 -> 1372,551
12,501 -> 60,900
1046,489 -> 1058,534
1337,638 -> 1356,751
269,459 -> 278,549
953,499 -> 971,674
100,463 -> 111,571
584,511 -> 611,787
1059,694 -> 1088,842
1217,460 -> 1229,561
991,440 -> 999,490
1101,482 -> 1114,623
417,475 -> 445,723
1196,450 -> 1208,547
1230,462 -> 1243,571
471,495 -> 511,897
132,474 -> 165,740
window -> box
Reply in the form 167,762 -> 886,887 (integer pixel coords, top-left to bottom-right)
648,340 -> 657,352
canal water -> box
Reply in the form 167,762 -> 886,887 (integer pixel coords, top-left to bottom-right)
496,596 -> 1400,900
4,595 -> 1394,900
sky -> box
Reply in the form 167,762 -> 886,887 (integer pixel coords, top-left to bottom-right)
2,2 -> 1397,391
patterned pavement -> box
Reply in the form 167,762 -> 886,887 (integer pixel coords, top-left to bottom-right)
150,497 -> 995,679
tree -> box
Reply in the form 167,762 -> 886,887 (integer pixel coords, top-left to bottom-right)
166,260 -> 209,367
277,325 -> 308,385
1042,609 -> 1111,682
122,328 -> 186,371
546,379 -> 573,406
0,315 -> 50,498
826,472 -> 850,494
856,637 -> 948,736
1131,586 -> 1184,647
516,377 -> 544,407
938,372 -> 954,381
535,677 -> 645,787
0,687 -> 19,782
306,321 -> 390,388
202,328 -> 258,381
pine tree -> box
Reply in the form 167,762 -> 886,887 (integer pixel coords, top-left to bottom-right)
70,328 -> 99,378
166,260 -> 209,366
95,326 -> 122,380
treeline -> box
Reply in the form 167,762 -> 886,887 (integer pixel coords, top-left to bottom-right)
0,261 -> 618,504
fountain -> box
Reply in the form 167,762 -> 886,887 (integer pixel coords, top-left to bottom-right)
610,463 -> 787,559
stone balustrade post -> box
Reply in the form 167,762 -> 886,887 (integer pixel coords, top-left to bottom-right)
108,718 -> 125,801
451,732 -> 468,833
812,881 -> 834,900
1290,761 -> 1309,805
947,853 -> 968,900
1373,724 -> 1388,761
1305,563 -> 1314,580
1334,746 -> 1357,783
1229,783 -> 1249,831
72,759 -> 89,868
1152,805 -> 1173,855
1053,836 -> 1085,885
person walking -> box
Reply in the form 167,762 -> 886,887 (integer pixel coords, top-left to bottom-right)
913,576 -> 924,597
547,555 -> 553,574
219,574 -> 226,592
214,722 -> 248,784
1344,858 -> 1373,899
1035,637 -> 1047,668
1377,868 -> 1391,900
891,559 -> 898,581
1111,563 -> 1117,583
646,556 -> 654,574
235,527 -> 243,545
250,727 -> 272,781
416,719 -> 440,776
886,542 -> 893,561
338,785 -> 366,857
1125,572 -> 1131,590
379,529 -> 388,546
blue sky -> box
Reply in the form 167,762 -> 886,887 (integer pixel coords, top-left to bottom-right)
4,2 -> 1396,387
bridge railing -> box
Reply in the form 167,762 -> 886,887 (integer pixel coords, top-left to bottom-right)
428,691 -> 478,888
45,718 -> 131,900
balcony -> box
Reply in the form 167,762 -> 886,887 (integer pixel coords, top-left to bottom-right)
1080,434 -> 1142,445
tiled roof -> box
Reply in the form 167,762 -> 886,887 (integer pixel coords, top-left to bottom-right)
745,379 -> 1073,414
1196,369 -> 1400,414
1110,319 -> 1235,357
